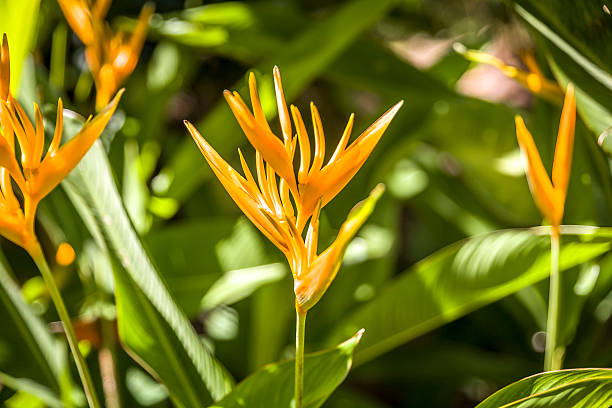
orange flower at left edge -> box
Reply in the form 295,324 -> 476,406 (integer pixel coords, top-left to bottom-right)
57,0 -> 153,109
0,33 -> 123,253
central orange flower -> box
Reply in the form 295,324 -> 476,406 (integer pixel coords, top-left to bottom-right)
185,67 -> 402,312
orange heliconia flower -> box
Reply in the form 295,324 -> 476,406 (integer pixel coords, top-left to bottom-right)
454,43 -> 564,104
57,0 -> 153,110
515,83 -> 576,229
185,67 -> 402,312
0,34 -> 123,251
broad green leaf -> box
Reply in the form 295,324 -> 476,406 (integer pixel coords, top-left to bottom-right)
476,369 -> 612,408
0,0 -> 40,93
59,112 -> 233,405
327,226 -> 612,364
0,251 -> 61,399
144,217 -> 272,316
158,0 -> 399,201
211,330 -> 364,408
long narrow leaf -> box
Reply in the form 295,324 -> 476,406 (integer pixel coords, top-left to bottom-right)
60,112 -> 233,405
0,251 -> 61,397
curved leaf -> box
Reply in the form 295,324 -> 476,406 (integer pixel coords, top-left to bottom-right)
476,369 -> 612,408
327,226 -> 612,364
211,330 -> 364,408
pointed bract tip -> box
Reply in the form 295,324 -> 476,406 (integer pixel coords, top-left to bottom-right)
514,114 -> 525,126
371,183 -> 386,199
566,82 -> 574,94
184,120 -> 199,135
142,2 -> 156,14
452,42 -> 467,55
338,328 -> 366,352
355,328 -> 365,342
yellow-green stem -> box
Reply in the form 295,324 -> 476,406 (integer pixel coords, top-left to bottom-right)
29,243 -> 101,408
544,228 -> 562,371
294,308 -> 307,408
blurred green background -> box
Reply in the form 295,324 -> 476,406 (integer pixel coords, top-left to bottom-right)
1,0 -> 612,406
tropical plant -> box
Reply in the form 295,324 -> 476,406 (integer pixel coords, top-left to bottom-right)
0,0 -> 611,407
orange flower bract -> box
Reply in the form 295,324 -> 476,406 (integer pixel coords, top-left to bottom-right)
515,83 -> 576,229
186,66 -> 402,312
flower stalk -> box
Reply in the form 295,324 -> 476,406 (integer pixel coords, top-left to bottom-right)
544,226 -> 561,371
514,83 -> 575,371
294,308 -> 307,408
29,242 -> 102,408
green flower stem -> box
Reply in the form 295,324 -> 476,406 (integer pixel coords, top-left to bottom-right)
544,227 -> 562,371
294,308 -> 307,408
29,242 -> 101,408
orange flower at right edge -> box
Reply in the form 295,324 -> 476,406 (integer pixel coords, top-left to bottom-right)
515,83 -> 576,232
185,67 -> 402,314
515,83 -> 575,372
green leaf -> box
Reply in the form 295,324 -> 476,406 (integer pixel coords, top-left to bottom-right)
200,263 -> 286,310
211,330 -> 364,408
327,226 -> 612,364
476,369 -> 612,408
158,0 -> 399,201
0,372 -> 62,408
0,0 -> 40,93
144,217 -> 272,317
0,251 -> 61,398
59,112 -> 233,405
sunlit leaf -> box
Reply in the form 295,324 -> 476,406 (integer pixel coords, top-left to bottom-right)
328,226 -> 612,364
0,0 -> 40,93
476,369 -> 612,408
